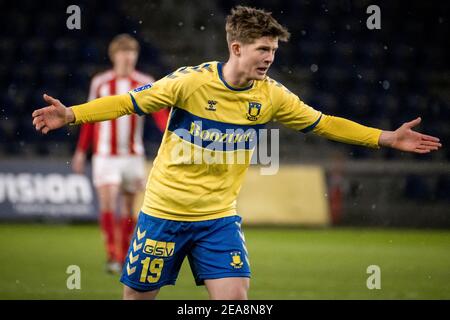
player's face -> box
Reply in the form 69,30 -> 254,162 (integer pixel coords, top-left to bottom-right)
240,36 -> 278,81
112,49 -> 138,73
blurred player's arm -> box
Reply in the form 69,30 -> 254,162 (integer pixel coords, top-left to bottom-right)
72,123 -> 93,173
151,109 -> 170,133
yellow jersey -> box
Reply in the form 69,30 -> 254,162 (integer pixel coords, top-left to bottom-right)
72,61 -> 381,221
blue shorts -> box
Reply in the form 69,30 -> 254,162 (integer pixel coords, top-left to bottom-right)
120,212 -> 251,292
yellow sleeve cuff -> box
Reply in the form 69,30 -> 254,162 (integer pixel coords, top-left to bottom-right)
313,115 -> 382,148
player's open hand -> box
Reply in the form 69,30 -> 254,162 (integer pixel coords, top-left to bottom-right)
381,117 -> 442,154
32,94 -> 74,134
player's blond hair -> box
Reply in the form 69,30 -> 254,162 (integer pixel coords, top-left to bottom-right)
225,6 -> 290,44
108,34 -> 140,59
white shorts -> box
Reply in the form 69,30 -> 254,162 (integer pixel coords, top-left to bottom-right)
92,155 -> 146,193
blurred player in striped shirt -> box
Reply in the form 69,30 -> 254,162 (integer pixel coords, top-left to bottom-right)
71,34 -> 169,273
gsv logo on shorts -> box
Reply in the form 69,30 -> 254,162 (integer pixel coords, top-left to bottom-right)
143,238 -> 175,257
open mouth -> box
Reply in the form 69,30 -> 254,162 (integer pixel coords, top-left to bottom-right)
256,67 -> 268,73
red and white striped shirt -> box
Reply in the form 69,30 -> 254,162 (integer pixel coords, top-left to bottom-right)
76,70 -> 169,156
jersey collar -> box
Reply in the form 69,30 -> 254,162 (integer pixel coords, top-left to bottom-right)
217,62 -> 254,91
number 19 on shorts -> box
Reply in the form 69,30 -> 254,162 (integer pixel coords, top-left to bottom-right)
140,257 -> 164,283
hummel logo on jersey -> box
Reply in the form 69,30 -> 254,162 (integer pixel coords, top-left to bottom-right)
205,100 -> 217,111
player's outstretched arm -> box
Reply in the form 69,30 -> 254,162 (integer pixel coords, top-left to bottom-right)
312,114 -> 442,154
32,93 -> 135,134
32,94 -> 74,134
378,117 -> 441,154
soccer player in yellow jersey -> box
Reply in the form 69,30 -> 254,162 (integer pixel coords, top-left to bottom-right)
32,6 -> 441,300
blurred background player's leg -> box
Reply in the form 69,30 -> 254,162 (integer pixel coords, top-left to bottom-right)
117,155 -> 146,265
118,190 -> 138,264
96,184 -> 121,273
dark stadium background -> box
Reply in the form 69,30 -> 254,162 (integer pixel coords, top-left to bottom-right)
0,0 -> 448,300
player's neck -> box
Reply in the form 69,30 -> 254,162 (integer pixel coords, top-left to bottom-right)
222,61 -> 253,88
114,66 -> 134,78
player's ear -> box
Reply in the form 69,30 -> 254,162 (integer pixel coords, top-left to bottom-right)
230,41 -> 242,57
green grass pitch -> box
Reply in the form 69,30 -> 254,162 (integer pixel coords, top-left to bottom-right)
0,224 -> 449,299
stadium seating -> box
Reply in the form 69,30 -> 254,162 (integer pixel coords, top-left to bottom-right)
0,0 -> 447,164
